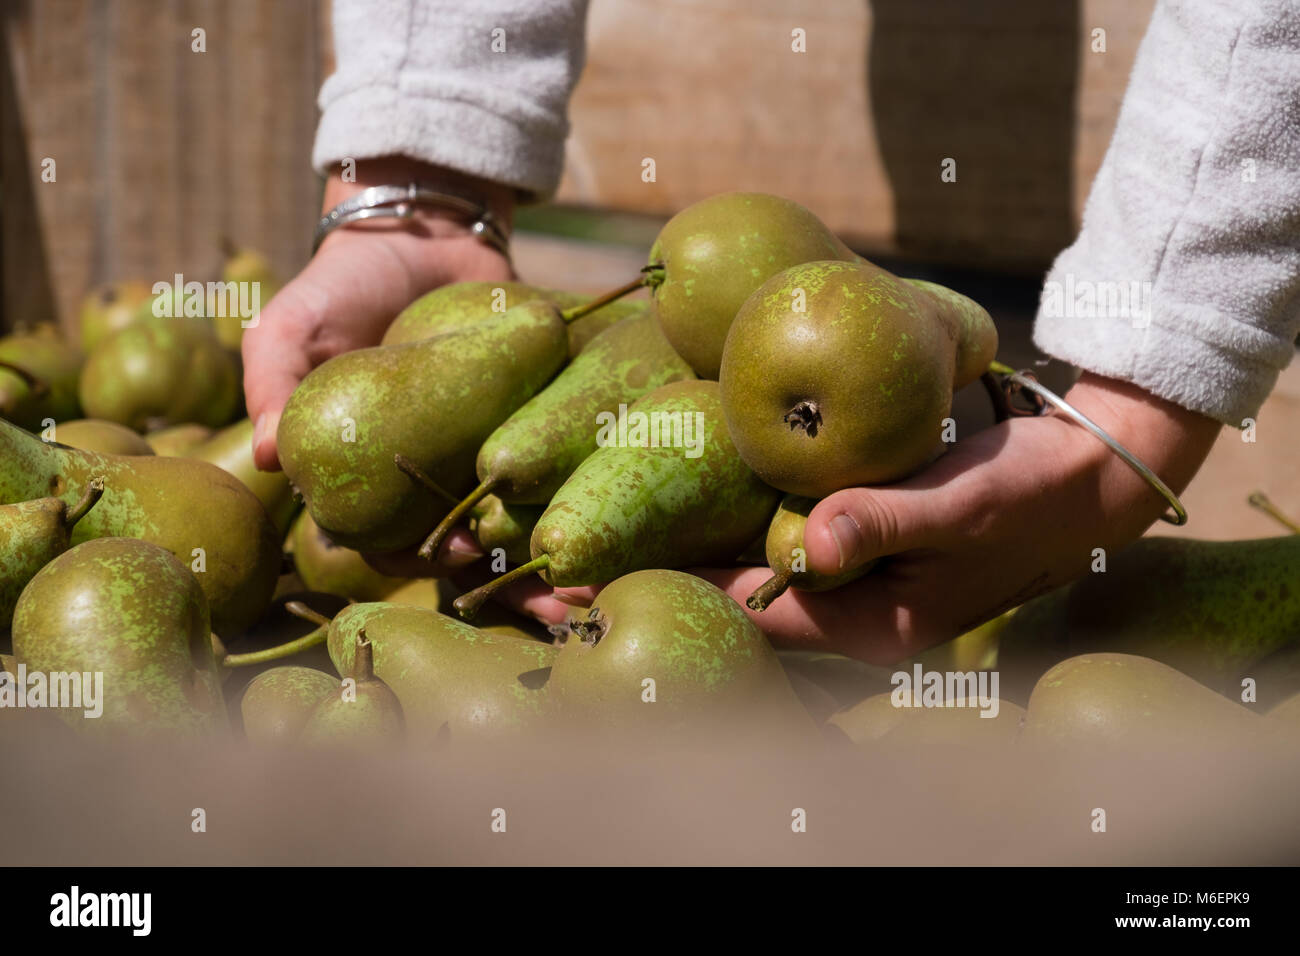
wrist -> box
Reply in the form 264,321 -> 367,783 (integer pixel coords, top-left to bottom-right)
1063,372 -> 1220,527
321,157 -> 516,242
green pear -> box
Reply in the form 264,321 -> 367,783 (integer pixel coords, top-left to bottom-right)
79,316 -> 240,431
190,418 -> 298,535
0,418 -> 281,635
326,602 -> 557,743
278,301 -> 569,552
1023,653 -> 1261,746
547,569 -> 815,742
381,279 -> 644,357
0,326 -> 84,430
746,494 -> 875,611
467,494 -> 544,566
300,632 -> 404,748
828,692 -> 1025,748
454,380 -> 780,617
213,241 -> 282,350
645,192 -> 860,379
288,510 -> 405,602
49,419 -> 155,456
382,577 -> 442,611
420,313 -> 694,558
145,422 -> 215,456
0,479 -> 104,630
998,536 -> 1300,697
76,280 -> 154,351
11,537 -> 228,736
719,259 -> 998,496
240,665 -> 338,746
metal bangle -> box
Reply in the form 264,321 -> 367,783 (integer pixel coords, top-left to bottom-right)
986,362 -> 1188,526
312,183 -> 511,256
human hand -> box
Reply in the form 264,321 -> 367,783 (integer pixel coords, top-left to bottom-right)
553,373 -> 1221,664
242,157 -> 516,472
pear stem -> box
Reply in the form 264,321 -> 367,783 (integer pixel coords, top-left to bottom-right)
558,275 -> 646,324
452,555 -> 551,620
221,624 -> 327,668
746,567 -> 794,612
354,628 -> 376,681
418,477 -> 498,561
1248,491 -> 1300,535
394,454 -> 460,506
64,476 -> 105,528
986,360 -> 1016,377
284,600 -> 333,628
0,359 -> 50,397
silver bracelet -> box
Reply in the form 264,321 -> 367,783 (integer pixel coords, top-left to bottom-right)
312,183 -> 510,256
984,362 -> 1188,526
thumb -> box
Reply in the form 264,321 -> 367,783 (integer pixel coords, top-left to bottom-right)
803,486 -> 958,575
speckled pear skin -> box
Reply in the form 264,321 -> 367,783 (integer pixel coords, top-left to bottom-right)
240,665 -> 337,746
79,316 -> 240,430
0,493 -> 96,630
0,419 -> 280,635
381,279 -> 643,358
647,192 -> 859,380
748,494 -> 874,611
549,570 -> 815,738
11,538 -> 229,737
530,380 -> 781,587
300,640 -> 404,748
719,260 -> 992,497
999,537 -> 1300,696
468,495 -> 544,566
476,314 -> 696,503
190,418 -> 298,536
904,279 -> 999,388
0,329 -> 84,429
278,301 -> 569,553
326,602 -> 557,743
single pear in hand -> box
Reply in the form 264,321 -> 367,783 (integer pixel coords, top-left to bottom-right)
278,300 -> 572,552
719,259 -> 997,496
747,494 -> 876,611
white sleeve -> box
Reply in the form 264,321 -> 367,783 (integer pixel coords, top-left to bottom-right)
312,0 -> 589,201
1033,0 -> 1300,425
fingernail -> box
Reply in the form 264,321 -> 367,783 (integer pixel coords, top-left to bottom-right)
830,514 -> 863,570
252,413 -> 269,450
443,543 -> 484,569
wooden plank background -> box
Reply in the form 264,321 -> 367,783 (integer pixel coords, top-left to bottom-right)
3,0 -> 1156,334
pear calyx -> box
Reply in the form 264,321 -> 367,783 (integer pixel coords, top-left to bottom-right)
782,401 -> 823,438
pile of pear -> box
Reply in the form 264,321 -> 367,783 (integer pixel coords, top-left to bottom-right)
2,195 -> 1297,754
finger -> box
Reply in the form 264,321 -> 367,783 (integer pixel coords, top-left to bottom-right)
361,528 -> 483,579
552,585 -> 601,607
693,564 -> 916,666
802,478 -> 986,577
242,287 -> 320,472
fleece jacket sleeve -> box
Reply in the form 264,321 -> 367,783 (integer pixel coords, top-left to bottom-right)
1033,0 -> 1300,426
312,0 -> 589,202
